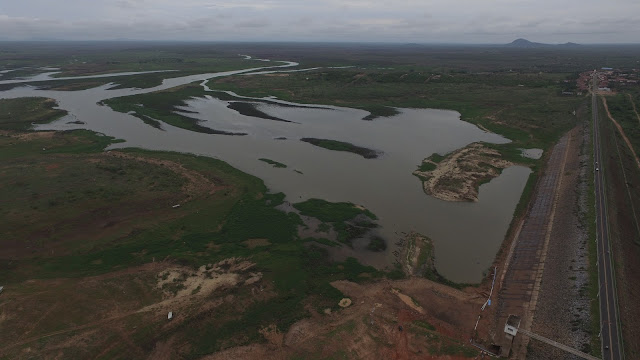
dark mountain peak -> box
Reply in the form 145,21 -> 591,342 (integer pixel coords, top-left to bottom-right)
507,38 -> 544,48
507,38 -> 581,48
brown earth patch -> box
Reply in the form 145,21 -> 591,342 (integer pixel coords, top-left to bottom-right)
0,130 -> 56,140
44,163 -> 60,171
243,238 -> 271,249
200,278 -> 483,360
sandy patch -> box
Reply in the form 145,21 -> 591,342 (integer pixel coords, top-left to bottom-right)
391,289 -> 425,314
338,298 -> 352,308
143,258 -> 261,313
413,142 -> 514,202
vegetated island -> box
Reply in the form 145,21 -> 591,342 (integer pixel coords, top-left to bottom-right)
300,138 -> 380,159
103,84 -> 248,135
259,158 -> 287,168
227,101 -> 292,122
413,142 -> 513,202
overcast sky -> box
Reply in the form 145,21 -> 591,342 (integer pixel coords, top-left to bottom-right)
1,0 -> 639,43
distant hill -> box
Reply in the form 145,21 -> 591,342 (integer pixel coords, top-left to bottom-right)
506,38 -> 580,48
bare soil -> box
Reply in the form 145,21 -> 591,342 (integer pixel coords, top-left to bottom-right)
201,278 -> 484,360
414,143 -> 513,202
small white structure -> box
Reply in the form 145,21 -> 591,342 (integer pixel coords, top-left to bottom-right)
504,323 -> 518,336
0,286 -> 3,295
172,204 -> 181,209
168,312 -> 173,320
504,314 -> 521,337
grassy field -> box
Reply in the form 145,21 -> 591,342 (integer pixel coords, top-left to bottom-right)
604,91 -> 640,157
0,97 -> 67,130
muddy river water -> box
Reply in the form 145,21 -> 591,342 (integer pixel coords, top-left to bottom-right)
0,61 -> 531,283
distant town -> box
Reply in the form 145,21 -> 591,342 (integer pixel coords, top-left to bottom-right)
573,67 -> 640,94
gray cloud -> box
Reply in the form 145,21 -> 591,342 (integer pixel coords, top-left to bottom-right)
0,0 -> 638,43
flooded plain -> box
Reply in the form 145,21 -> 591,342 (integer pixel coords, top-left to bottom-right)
0,63 -> 531,283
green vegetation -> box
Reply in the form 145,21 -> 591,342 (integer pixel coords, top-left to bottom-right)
293,198 -> 381,247
367,236 -> 387,252
227,102 -> 289,122
605,92 -> 640,157
131,113 -> 163,129
258,158 -> 287,168
429,153 -> 446,163
0,43 -> 291,91
300,138 -> 380,159
413,319 -> 436,331
362,104 -> 400,120
304,237 -> 340,247
293,198 -> 377,223
103,84 -> 245,135
317,222 -> 331,233
417,161 -> 437,172
0,97 -> 67,130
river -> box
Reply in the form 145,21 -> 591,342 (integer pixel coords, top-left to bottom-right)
0,60 -> 531,283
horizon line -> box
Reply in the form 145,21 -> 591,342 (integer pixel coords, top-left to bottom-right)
1,39 -> 640,46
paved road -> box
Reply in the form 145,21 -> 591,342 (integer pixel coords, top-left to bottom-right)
592,72 -> 623,360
